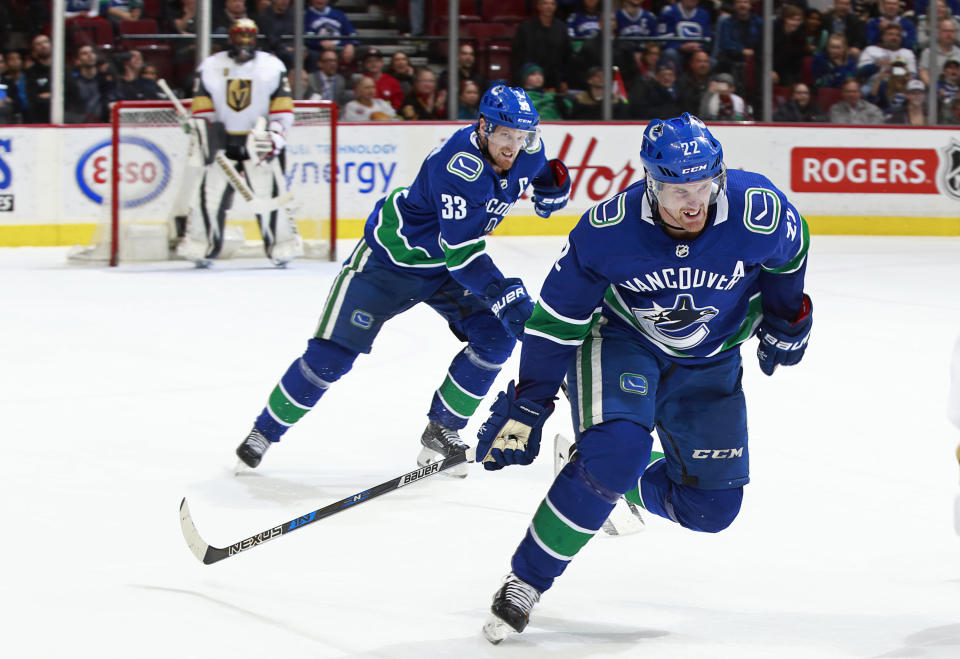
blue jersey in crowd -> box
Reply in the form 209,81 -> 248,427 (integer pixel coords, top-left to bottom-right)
567,11 -> 602,39
363,124 -> 552,297
657,2 -> 713,52
305,5 -> 357,47
616,8 -> 658,39
517,169 -> 809,403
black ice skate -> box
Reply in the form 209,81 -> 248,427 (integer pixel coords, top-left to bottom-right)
418,420 -> 469,478
236,427 -> 271,469
482,573 -> 542,644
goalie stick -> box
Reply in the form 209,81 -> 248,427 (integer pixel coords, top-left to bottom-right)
157,78 -> 295,215
179,450 -> 472,564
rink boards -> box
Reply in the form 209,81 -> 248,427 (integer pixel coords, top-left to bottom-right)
0,121 -> 959,247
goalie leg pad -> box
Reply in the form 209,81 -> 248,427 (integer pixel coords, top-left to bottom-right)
255,338 -> 358,441
177,163 -> 233,261
639,458 -> 744,533
244,150 -> 301,263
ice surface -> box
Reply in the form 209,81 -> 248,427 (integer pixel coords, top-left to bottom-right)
3,236 -> 960,658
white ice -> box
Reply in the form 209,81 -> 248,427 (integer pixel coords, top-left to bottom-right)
4,236 -> 960,658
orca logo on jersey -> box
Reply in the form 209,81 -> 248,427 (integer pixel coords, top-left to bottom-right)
632,293 -> 718,350
227,78 -> 253,112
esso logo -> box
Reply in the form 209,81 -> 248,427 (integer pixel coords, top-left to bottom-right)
75,137 -> 171,207
790,147 -> 939,194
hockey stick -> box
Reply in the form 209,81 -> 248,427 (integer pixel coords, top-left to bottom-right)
157,79 -> 294,215
179,450 -> 472,564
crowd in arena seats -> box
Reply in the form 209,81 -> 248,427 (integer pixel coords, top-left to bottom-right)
1,0 -> 959,124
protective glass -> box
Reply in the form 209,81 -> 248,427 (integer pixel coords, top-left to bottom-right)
486,124 -> 541,153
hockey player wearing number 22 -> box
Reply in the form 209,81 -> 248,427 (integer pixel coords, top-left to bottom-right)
476,113 -> 813,643
177,18 -> 301,267
235,85 -> 571,475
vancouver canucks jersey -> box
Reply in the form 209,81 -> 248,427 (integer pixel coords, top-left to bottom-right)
363,124 -> 552,297
518,169 -> 810,404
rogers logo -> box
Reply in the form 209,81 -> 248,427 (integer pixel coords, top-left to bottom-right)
791,147 -> 938,194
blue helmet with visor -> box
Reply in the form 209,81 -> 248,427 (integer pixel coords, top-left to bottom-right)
640,113 -> 726,209
477,84 -> 541,151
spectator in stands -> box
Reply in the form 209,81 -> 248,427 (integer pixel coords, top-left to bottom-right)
2,50 -> 27,123
0,53 -> 11,124
65,44 -> 110,123
812,32 -> 859,88
107,49 -> 163,105
886,78 -> 929,124
305,0 -> 357,69
823,0 -> 867,58
343,75 -> 398,121
715,0 -> 762,76
632,41 -> 662,85
804,9 -> 830,56
307,47 -> 349,107
457,79 -> 481,120
568,0 -> 603,40
362,48 -> 403,111
170,0 -> 197,35
865,0 -> 917,51
773,82 -> 827,121
858,22 -> 917,82
142,63 -> 158,81
916,1 -> 960,52
400,67 -> 446,120
919,18 -> 960,87
937,57 -> 960,113
699,71 -> 751,121
519,62 -> 570,120
512,0 -> 572,93
388,52 -> 415,96
863,57 -> 909,113
214,0 -> 248,33
615,0 -> 658,73
570,65 -> 629,119
258,0 -> 296,68
677,49 -> 713,114
24,34 -> 52,124
944,95 -> 960,123
829,77 -> 885,122
629,59 -> 683,119
773,5 -> 807,86
656,0 -> 712,70
440,43 -> 488,97
104,0 -> 143,27
65,0 -> 100,19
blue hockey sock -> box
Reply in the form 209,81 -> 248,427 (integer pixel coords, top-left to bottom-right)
510,459 -> 618,593
255,339 -> 357,441
428,345 -> 504,430
639,458 -> 744,533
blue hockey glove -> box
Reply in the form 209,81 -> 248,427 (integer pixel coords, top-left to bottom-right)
485,278 -> 535,339
476,381 -> 554,470
756,294 -> 813,376
532,159 -> 571,218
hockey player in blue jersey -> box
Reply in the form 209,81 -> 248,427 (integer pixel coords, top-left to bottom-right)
475,113 -> 812,643
235,85 -> 571,477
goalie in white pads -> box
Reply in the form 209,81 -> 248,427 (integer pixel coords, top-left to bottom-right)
178,18 -> 301,266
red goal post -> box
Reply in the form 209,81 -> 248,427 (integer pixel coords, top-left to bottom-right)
70,99 -> 338,266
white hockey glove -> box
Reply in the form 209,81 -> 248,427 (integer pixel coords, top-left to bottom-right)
255,120 -> 286,165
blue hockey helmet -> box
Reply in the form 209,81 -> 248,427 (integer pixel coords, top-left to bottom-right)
478,84 -> 541,150
640,113 -> 726,206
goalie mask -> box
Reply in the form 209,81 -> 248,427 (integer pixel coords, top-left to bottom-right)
229,18 -> 258,63
640,113 -> 726,215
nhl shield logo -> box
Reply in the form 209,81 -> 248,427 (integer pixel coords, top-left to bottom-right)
675,244 -> 689,258
226,78 -> 253,112
941,138 -> 960,201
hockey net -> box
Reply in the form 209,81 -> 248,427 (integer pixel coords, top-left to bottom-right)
68,99 -> 338,265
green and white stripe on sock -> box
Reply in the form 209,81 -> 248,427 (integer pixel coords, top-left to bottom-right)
435,372 -> 484,420
529,495 -> 599,561
624,451 -> 665,507
315,240 -> 372,341
266,380 -> 314,427
575,323 -> 605,432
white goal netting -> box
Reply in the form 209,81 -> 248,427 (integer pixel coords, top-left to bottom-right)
68,99 -> 337,265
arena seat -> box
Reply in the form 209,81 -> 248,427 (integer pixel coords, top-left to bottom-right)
66,17 -> 113,49
816,86 -> 844,112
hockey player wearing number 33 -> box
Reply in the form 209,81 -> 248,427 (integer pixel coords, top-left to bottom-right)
235,85 -> 571,475
476,113 -> 813,643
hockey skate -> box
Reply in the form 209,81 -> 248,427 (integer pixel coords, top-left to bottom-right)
482,572 -> 541,644
236,427 -> 271,469
418,420 -> 470,478
554,434 -> 652,537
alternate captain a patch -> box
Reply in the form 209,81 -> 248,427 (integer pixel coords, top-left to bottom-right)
227,79 -> 253,111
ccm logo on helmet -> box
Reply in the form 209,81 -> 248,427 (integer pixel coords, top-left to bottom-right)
790,147 -> 938,193
681,164 -> 708,174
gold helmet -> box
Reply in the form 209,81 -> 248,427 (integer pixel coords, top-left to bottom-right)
229,18 -> 258,63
